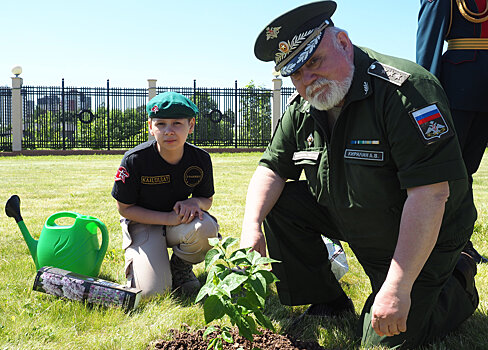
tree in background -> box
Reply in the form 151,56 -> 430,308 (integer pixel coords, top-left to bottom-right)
193,91 -> 234,146
239,81 -> 271,147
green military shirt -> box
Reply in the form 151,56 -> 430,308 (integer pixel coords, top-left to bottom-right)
260,46 -> 476,254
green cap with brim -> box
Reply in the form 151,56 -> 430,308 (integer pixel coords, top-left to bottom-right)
254,1 -> 336,77
146,91 -> 199,119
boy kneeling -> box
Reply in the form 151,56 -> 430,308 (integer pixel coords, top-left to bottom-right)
112,92 -> 220,297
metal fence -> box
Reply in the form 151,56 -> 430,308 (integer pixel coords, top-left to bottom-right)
1,80 -> 296,151
0,87 -> 12,150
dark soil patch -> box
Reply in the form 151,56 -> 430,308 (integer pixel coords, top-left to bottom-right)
149,327 -> 326,350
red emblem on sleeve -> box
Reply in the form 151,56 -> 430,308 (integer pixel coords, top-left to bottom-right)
115,166 -> 130,183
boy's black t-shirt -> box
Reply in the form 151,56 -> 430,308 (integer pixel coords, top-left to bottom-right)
112,140 -> 214,212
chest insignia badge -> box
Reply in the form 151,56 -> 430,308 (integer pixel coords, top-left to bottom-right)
363,82 -> 369,95
307,133 -> 314,147
184,166 -> 204,187
409,103 -> 453,144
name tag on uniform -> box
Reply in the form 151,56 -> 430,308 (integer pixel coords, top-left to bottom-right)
292,151 -> 320,161
344,149 -> 384,161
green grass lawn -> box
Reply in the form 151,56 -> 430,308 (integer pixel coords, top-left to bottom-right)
0,152 -> 486,350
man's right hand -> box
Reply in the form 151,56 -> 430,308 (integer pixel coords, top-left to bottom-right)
239,165 -> 286,258
240,226 -> 267,257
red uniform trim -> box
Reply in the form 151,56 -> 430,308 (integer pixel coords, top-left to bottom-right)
475,0 -> 488,37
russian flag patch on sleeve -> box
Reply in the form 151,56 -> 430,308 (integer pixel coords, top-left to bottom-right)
409,103 -> 453,144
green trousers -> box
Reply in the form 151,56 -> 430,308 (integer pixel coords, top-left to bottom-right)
263,181 -> 478,348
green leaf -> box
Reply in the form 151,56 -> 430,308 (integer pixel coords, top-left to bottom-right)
221,329 -> 234,343
236,296 -> 257,313
231,257 -> 252,268
219,273 -> 248,295
204,265 -> 224,288
213,265 -> 232,282
244,286 -> 265,309
235,318 -> 254,342
207,337 -> 221,350
203,295 -> 226,324
254,256 -> 280,265
228,250 -> 249,264
253,270 -> 279,285
248,274 -> 267,299
249,250 -> 262,265
253,309 -> 275,331
236,315 -> 257,342
205,248 -> 222,271
229,248 -> 247,260
245,314 -> 259,335
208,237 -> 221,247
203,325 -> 217,339
195,283 -> 213,303
221,236 -> 238,251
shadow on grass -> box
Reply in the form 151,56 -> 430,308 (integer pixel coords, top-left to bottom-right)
262,288 -> 360,349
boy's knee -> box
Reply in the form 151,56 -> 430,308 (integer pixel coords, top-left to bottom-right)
174,215 -> 221,264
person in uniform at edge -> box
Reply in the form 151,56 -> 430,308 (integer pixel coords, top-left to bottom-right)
112,91 -> 220,298
240,1 -> 479,348
417,0 -> 488,264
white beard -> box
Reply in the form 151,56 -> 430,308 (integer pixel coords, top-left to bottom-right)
305,67 -> 354,111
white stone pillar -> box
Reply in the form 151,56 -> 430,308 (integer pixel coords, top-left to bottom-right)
147,79 -> 157,141
11,76 -> 23,151
147,79 -> 157,100
271,77 -> 282,134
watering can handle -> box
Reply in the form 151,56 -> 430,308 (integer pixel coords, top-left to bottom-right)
45,211 -> 80,228
93,218 -> 109,274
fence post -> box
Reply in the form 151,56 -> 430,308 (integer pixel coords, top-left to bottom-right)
11,73 -> 23,152
271,76 -> 282,135
107,79 -> 111,150
234,80 -> 238,148
147,79 -> 157,141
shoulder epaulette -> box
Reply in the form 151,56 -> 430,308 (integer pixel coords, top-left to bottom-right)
287,90 -> 301,105
367,61 -> 411,86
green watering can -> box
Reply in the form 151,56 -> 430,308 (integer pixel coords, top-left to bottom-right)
5,195 -> 109,277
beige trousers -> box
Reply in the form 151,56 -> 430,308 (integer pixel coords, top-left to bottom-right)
121,212 -> 220,298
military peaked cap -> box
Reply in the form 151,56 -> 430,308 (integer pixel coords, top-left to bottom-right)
254,1 -> 337,77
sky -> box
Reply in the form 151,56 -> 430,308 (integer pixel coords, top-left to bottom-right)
1,1 -> 421,89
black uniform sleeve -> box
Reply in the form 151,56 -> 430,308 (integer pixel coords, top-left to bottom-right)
191,152 -> 215,199
111,154 -> 139,205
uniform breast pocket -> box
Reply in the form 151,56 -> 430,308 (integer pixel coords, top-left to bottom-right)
292,150 -> 321,166
343,146 -> 399,207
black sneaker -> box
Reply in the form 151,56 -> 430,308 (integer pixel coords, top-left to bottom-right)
454,251 -> 479,308
303,296 -> 355,317
170,254 -> 200,294
286,294 -> 354,332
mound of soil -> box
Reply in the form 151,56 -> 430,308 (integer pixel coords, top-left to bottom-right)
149,327 -> 325,350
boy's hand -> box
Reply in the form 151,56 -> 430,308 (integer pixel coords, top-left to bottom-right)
173,199 -> 204,224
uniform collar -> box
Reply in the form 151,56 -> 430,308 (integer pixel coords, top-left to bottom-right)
342,46 -> 374,108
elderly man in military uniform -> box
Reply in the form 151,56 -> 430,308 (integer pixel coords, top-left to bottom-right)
417,0 -> 488,264
240,1 -> 479,348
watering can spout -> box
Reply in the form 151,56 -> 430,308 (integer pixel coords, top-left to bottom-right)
5,195 -> 39,268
